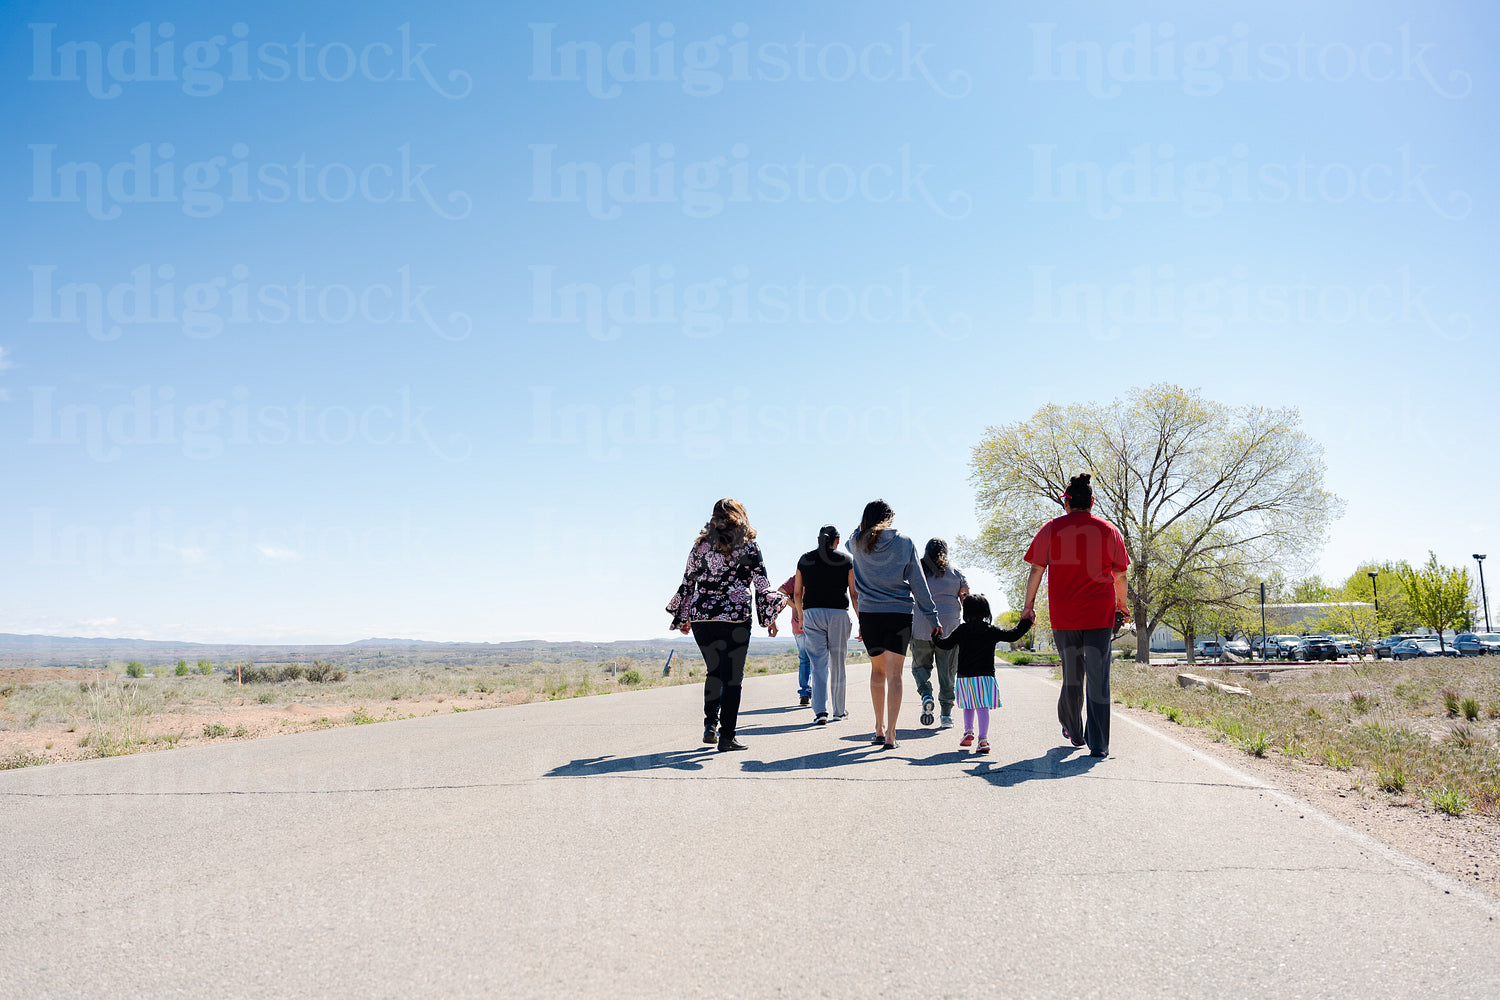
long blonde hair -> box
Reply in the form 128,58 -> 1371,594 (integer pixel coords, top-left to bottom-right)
694,498 -> 756,554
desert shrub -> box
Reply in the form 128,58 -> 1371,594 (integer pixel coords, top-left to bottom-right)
303,661 -> 345,682
175,660 -> 189,676
196,659 -> 214,675
350,706 -> 376,725
619,669 -> 643,685
125,661 -> 145,678
1430,786 -> 1468,817
1239,732 -> 1270,757
202,723 -> 230,737
1377,766 -> 1407,793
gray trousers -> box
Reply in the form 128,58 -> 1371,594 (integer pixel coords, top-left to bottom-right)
1054,628 -> 1113,755
801,607 -> 852,718
910,637 -> 958,715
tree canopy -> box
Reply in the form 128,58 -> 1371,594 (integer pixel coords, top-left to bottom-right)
1398,553 -> 1473,649
963,384 -> 1342,661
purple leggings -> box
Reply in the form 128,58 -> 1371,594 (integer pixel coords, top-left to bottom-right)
962,708 -> 990,739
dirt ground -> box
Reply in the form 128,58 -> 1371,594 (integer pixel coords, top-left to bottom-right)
1117,701 -> 1500,899
0,679 -> 531,766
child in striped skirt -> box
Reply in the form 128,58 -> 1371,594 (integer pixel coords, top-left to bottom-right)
934,595 -> 1033,754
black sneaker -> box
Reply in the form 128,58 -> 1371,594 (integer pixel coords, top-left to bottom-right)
718,738 -> 748,752
703,725 -> 717,745
799,696 -> 810,707
814,713 -> 829,726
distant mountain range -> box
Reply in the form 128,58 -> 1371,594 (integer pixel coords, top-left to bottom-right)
0,632 -> 795,669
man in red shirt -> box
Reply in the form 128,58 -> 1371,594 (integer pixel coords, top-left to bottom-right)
1021,473 -> 1131,758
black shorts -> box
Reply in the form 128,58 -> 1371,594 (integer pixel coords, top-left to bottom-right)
859,611 -> 913,658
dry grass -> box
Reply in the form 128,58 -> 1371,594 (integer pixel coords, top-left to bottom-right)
0,652 -> 804,766
1110,656 -> 1500,818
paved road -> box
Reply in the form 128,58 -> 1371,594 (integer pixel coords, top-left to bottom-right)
3,667 -> 1497,999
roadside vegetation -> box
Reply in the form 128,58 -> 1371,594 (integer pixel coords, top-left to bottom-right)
0,651 -> 805,767
1110,657 -> 1500,819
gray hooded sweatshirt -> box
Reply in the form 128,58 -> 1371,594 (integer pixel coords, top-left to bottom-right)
847,528 -> 947,632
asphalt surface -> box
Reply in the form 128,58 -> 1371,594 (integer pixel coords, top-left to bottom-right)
3,666 -> 1498,999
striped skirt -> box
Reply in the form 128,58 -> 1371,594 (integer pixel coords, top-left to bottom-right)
955,675 -> 1000,710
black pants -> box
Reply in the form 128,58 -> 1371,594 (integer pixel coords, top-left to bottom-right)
692,621 -> 751,740
1054,628 -> 1113,755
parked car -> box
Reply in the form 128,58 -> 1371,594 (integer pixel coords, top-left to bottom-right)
1373,635 -> 1418,659
1289,636 -> 1339,661
1224,639 -> 1252,657
1453,632 -> 1500,656
1392,638 -> 1459,660
1253,634 -> 1303,658
1326,634 -> 1360,656
1195,640 -> 1224,658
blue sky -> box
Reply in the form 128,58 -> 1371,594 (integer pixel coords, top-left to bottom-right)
1,1 -> 1494,642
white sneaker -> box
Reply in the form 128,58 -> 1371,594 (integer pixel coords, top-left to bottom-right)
939,715 -> 954,729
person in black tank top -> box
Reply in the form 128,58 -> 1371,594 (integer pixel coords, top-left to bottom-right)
793,525 -> 858,723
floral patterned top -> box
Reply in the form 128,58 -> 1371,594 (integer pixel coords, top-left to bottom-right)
667,539 -> 786,630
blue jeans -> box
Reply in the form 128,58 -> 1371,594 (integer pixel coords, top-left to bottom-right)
794,633 -> 812,699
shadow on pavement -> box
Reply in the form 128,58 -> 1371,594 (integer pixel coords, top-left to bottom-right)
966,745 -> 1102,787
739,743 -> 885,772
738,706 -> 803,717
545,749 -> 717,777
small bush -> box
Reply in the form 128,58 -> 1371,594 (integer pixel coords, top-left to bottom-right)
1441,690 -> 1460,716
1163,706 -> 1183,724
175,660 -> 189,676
196,659 -> 214,675
202,723 -> 230,737
125,661 -> 145,679
257,691 -> 274,704
1448,724 -> 1483,750
1239,732 -> 1270,757
1377,766 -> 1407,793
233,724 -> 248,737
1349,691 -> 1377,714
1324,748 -> 1352,770
618,669 -> 643,685
1011,654 -> 1033,666
1430,786 -> 1468,817
350,706 -> 376,725
1460,697 -> 1480,721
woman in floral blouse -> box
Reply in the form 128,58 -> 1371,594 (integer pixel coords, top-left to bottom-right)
667,498 -> 786,752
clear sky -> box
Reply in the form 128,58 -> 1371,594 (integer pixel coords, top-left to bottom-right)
1,1 -> 1495,643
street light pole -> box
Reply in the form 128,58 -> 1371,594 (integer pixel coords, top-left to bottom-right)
1475,555 -> 1491,632
1260,582 -> 1268,662
1368,571 -> 1379,615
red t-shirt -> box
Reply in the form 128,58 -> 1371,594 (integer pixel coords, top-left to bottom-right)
1024,511 -> 1130,630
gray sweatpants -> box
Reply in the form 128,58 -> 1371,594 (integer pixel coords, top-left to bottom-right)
801,607 -> 852,718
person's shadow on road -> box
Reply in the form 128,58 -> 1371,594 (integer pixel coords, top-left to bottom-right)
545,749 -> 716,777
966,745 -> 1102,787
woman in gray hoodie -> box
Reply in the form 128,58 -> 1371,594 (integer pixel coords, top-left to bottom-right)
846,499 -> 948,749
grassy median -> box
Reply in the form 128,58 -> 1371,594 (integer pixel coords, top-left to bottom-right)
1109,656 -> 1500,818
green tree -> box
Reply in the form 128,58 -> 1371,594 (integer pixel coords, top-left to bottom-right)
1339,562 -> 1417,634
1398,553 -> 1473,651
1290,576 -> 1332,603
175,659 -> 189,676
964,384 -> 1341,662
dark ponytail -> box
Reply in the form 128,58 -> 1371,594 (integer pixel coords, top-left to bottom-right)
1063,473 -> 1093,510
854,499 -> 894,553
817,524 -> 839,557
921,538 -> 949,577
